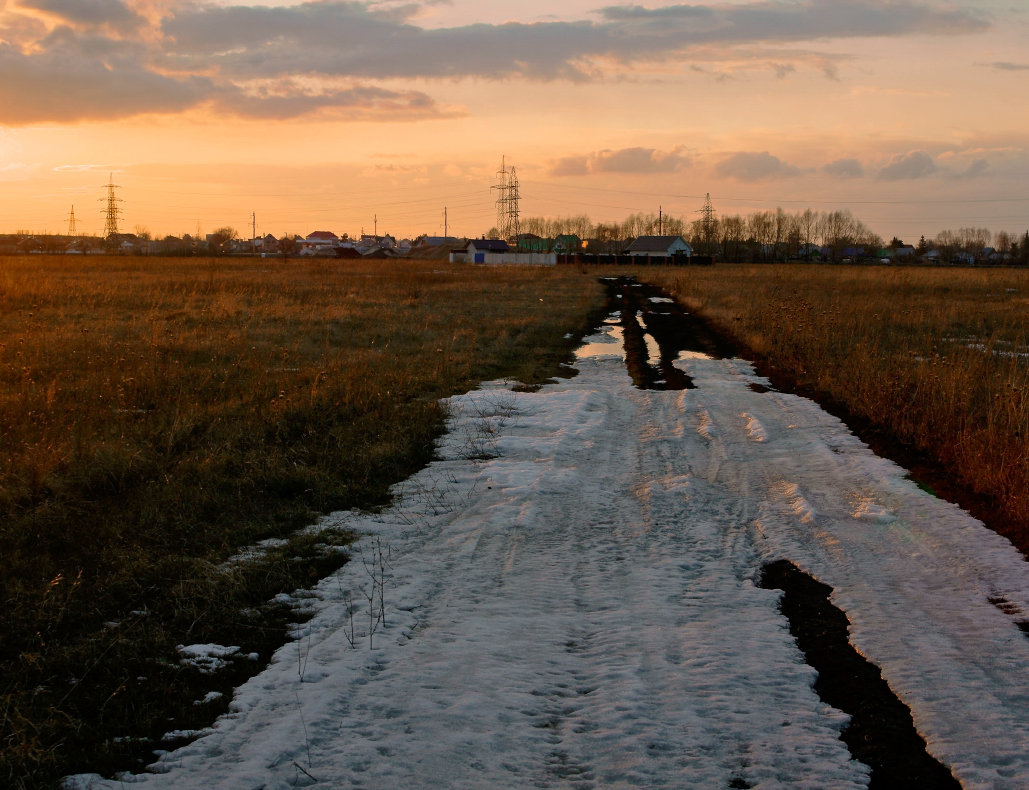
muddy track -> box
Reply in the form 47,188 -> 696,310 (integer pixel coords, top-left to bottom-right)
597,276 -> 965,789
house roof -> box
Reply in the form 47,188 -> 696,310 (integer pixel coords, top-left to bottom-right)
627,235 -> 690,253
468,238 -> 509,252
306,230 -> 339,241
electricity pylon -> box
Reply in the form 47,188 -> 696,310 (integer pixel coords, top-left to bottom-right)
101,174 -> 122,237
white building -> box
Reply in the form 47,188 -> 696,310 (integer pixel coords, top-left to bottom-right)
626,235 -> 693,260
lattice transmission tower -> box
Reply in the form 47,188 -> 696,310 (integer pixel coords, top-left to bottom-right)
101,174 -> 122,237
491,156 -> 520,240
66,205 -> 77,236
697,192 -> 717,253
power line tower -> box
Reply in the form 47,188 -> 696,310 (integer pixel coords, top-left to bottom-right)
66,205 -> 77,236
491,156 -> 521,240
101,174 -> 122,237
697,192 -> 717,254
507,166 -> 520,240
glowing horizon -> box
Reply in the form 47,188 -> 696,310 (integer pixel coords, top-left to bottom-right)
1,0 -> 1027,244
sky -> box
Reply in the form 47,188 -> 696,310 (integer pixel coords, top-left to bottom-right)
1,0 -> 1027,242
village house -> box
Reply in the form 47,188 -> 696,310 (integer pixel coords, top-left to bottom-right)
553,234 -> 583,254
450,237 -> 556,265
626,235 -> 693,260
299,230 -> 340,256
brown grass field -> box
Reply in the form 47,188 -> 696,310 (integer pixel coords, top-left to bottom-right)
640,263 -> 1029,551
0,255 -> 605,787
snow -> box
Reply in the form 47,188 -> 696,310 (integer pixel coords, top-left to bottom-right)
176,644 -> 244,674
65,333 -> 1029,790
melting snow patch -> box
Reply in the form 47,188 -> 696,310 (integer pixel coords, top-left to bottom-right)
176,644 -> 242,674
194,691 -> 224,706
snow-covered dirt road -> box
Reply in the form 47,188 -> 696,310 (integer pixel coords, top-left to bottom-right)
70,309 -> 1029,789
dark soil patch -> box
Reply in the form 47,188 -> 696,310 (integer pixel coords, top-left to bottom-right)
760,560 -> 961,790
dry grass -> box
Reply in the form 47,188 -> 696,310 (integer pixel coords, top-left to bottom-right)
641,263 -> 1029,548
0,255 -> 604,787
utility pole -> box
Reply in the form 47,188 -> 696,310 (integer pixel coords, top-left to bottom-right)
444,206 -> 448,238
658,206 -> 663,236
251,211 -> 257,253
374,214 -> 378,237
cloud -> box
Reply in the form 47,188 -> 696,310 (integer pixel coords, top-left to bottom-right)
0,34 -> 453,124
0,39 -> 213,123
597,1 -> 988,42
550,155 -> 591,177
158,5 -> 598,82
715,152 -> 801,181
53,163 -> 113,172
0,0 -> 996,124
156,0 -> 990,83
956,158 -> 988,179
984,61 -> 1029,71
824,158 -> 864,178
593,147 -> 691,173
19,0 -> 144,32
548,147 -> 691,176
878,151 -> 937,180
218,82 -> 455,121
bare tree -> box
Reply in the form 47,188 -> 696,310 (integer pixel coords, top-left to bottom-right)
748,211 -> 775,260
208,226 -> 238,255
719,215 -> 747,262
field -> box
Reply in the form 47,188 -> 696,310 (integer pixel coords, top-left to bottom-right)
641,263 -> 1029,550
5,256 -> 1029,786
0,255 -> 605,787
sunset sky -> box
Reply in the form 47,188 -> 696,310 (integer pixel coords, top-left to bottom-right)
1,0 -> 1027,243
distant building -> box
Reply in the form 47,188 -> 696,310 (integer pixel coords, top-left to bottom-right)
415,235 -> 461,248
450,238 -> 555,265
553,234 -> 583,254
466,238 -> 510,261
299,230 -> 340,256
626,235 -> 693,259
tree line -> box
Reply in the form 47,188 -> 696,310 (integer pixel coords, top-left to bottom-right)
511,209 -> 1029,265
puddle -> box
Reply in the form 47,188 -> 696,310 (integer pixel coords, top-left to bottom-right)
575,315 -> 626,360
577,277 -> 744,390
759,560 -> 960,790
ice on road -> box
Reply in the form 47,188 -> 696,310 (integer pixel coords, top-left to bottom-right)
69,342 -> 1029,789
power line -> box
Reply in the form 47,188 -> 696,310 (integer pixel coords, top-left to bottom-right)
525,178 -> 1029,207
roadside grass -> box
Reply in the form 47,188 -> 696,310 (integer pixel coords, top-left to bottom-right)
639,263 -> 1029,550
0,255 -> 604,787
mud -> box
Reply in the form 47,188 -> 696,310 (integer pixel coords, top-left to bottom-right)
598,276 -> 744,390
760,561 -> 961,790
